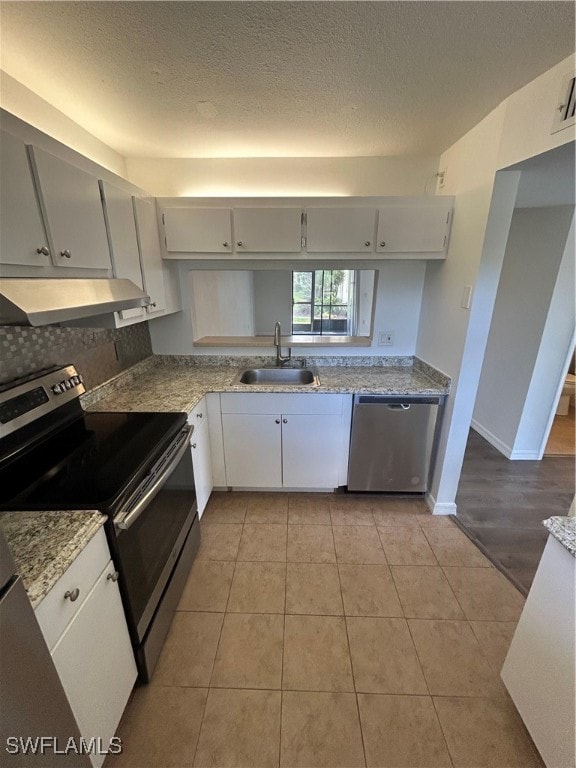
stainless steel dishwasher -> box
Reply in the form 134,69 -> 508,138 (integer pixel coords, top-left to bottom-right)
347,395 -> 443,492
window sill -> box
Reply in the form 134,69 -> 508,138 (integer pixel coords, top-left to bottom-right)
193,335 -> 372,347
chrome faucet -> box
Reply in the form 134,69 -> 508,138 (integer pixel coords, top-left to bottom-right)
273,321 -> 292,367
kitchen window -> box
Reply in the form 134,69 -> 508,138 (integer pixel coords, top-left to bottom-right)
292,270 -> 357,335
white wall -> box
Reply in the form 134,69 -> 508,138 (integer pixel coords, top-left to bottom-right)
126,155 -> 439,198
513,213 -> 575,457
498,55 -> 576,170
0,72 -> 127,177
189,271 -> 254,338
253,271 -> 292,335
418,52 -> 575,513
416,106 -> 514,512
472,206 -> 575,457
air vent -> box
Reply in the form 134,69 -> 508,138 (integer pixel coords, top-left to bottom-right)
552,73 -> 576,135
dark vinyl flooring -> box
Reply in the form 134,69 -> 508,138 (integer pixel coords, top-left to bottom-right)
455,429 -> 575,595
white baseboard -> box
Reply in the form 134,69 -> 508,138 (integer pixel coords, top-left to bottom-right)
471,421 -> 541,460
425,491 -> 457,516
508,449 -> 541,460
470,419 -> 513,458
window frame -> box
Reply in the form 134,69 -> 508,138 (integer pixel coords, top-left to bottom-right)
292,269 -> 357,335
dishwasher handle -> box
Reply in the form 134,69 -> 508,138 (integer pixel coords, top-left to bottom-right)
354,395 -> 443,406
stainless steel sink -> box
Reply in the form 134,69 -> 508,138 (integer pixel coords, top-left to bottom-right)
233,367 -> 320,386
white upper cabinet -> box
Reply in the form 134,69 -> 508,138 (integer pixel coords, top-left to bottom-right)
305,207 -> 376,253
376,203 -> 452,253
233,208 -> 303,253
100,181 -> 146,321
0,131 -> 51,267
158,197 -> 454,261
133,196 -> 166,315
28,145 -> 112,270
164,208 -> 232,253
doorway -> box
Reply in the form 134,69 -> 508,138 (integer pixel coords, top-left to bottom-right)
455,142 -> 575,592
544,348 -> 576,456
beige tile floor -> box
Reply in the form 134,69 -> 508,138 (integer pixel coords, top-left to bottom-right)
107,492 -> 544,768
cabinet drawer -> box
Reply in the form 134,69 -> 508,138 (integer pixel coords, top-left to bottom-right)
220,393 -> 343,415
35,527 -> 110,652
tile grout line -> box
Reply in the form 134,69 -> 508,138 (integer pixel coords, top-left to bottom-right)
335,532 -> 369,768
278,496 -> 292,768
429,695 -> 457,768
192,495 -> 253,765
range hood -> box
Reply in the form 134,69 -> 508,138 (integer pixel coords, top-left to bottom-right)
0,278 -> 151,326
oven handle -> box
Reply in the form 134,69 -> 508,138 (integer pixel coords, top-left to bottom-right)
114,425 -> 193,532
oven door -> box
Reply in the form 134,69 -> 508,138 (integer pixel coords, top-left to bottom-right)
111,425 -> 197,644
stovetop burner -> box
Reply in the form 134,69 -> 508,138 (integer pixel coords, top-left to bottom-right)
0,365 -> 186,514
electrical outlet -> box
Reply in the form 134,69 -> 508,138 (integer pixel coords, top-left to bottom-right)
378,331 -> 394,346
438,169 -> 447,189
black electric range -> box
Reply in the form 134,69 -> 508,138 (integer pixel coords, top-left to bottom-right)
0,365 -> 200,681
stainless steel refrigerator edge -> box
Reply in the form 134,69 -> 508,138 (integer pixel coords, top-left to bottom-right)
347,395 -> 444,492
0,530 -> 90,767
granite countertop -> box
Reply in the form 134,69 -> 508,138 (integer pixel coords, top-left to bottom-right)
0,355 -> 448,608
543,516 -> 576,557
83,355 -> 449,414
0,510 -> 106,607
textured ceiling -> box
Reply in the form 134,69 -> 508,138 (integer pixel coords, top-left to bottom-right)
0,1 -> 574,158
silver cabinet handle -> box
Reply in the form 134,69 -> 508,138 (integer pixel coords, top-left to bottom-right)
364,241 -> 371,247
107,571 -> 120,582
60,249 -> 72,259
36,246 -> 50,255
192,443 -> 197,449
283,418 -> 288,424
380,241 -> 386,247
237,241 -> 243,247
64,588 -> 80,602
223,242 -> 229,247
275,419 -> 281,424
196,413 -> 203,419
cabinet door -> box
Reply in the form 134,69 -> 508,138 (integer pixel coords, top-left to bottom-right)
306,207 -> 376,252
190,414 -> 213,517
51,561 -> 137,768
164,208 -> 232,253
222,413 -> 282,487
133,197 -> 166,315
282,414 -> 342,488
29,145 -> 111,270
376,204 -> 452,253
100,181 -> 145,321
234,208 -> 302,253
0,130 -> 51,267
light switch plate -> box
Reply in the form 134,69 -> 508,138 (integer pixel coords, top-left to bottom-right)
461,284 -> 473,309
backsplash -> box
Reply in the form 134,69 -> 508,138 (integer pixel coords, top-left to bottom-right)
0,323 -> 152,388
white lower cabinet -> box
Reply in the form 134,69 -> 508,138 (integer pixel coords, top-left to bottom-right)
35,529 -> 137,768
282,414 -> 342,488
501,535 -> 575,768
222,413 -> 282,488
188,398 -> 214,517
220,394 -> 348,490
